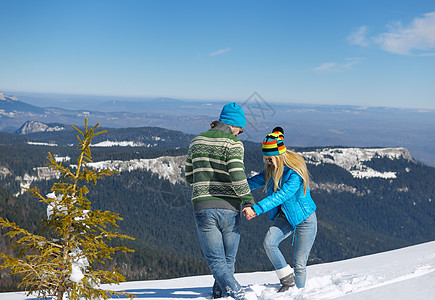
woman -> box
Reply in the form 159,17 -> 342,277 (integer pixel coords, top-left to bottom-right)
243,127 -> 317,292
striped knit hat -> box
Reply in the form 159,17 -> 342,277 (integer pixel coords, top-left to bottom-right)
262,127 -> 286,156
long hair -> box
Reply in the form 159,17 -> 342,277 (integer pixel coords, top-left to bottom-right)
264,150 -> 310,194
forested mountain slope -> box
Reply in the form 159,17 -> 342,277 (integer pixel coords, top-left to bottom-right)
0,127 -> 434,292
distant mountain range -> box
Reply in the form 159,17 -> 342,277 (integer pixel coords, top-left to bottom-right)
1,91 -> 435,167
8,120 -> 194,150
0,92 -> 44,116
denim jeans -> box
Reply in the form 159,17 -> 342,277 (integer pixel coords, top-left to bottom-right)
263,211 -> 317,288
194,208 -> 245,300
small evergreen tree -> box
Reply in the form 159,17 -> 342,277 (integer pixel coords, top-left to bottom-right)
0,120 -> 135,300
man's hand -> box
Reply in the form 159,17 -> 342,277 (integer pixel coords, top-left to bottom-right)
243,207 -> 257,220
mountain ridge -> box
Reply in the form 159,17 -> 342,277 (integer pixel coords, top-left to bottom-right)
2,91 -> 435,168
7,146 -> 416,196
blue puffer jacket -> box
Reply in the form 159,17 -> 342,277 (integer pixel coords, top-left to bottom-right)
248,166 -> 316,227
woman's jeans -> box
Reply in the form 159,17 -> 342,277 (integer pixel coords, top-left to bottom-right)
194,208 -> 245,300
263,212 -> 317,288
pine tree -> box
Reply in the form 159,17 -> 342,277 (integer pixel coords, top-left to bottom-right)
0,120 -> 136,300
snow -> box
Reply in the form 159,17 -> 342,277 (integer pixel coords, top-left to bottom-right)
10,147 -> 419,200
27,141 -> 58,146
0,109 -> 15,117
13,147 -> 413,191
310,182 -> 365,196
1,241 -> 434,300
14,167 -> 61,195
301,147 -> 412,179
84,155 -> 186,184
91,140 -> 148,147
54,155 -> 71,162
0,166 -> 11,178
46,192 -> 66,218
46,192 -> 90,284
91,137 -> 165,147
69,248 -> 89,283
0,92 -> 18,101
13,156 -> 186,194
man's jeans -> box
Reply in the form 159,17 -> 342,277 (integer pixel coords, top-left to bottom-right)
194,208 -> 245,300
263,212 -> 317,288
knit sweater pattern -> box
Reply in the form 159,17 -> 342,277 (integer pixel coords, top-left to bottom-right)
185,122 -> 253,211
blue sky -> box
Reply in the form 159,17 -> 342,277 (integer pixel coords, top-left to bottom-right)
1,0 -> 434,109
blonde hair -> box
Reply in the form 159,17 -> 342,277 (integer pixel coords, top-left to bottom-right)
264,150 -> 310,194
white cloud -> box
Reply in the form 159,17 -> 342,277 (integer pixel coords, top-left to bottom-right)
314,58 -> 363,72
353,12 -> 435,55
314,62 -> 337,72
209,47 -> 231,57
376,12 -> 435,55
348,26 -> 369,47
343,57 -> 363,68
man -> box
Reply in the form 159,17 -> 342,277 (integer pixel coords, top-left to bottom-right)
185,102 -> 254,300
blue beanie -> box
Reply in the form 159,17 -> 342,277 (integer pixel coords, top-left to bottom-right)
219,103 -> 246,128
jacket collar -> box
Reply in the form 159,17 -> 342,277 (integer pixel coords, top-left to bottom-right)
210,120 -> 233,135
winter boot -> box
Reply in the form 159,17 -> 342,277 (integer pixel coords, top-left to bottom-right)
278,273 -> 295,292
276,265 -> 295,293
212,281 -> 223,298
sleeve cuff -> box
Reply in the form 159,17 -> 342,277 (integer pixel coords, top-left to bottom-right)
252,204 -> 262,216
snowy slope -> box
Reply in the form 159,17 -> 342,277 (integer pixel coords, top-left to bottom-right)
1,241 -> 434,300
301,147 -> 412,179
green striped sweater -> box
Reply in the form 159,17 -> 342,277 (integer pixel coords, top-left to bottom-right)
185,122 -> 254,211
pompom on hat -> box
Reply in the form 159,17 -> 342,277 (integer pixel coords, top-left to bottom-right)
219,102 -> 246,128
262,127 -> 286,156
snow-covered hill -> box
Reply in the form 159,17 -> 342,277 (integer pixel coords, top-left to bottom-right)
9,146 -> 415,196
16,121 -> 64,135
301,147 -> 412,179
0,92 -> 18,101
1,241 -> 434,300
11,155 -> 187,195
85,155 -> 186,184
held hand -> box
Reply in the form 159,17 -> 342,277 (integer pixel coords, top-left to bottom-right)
242,207 -> 251,216
243,207 -> 257,220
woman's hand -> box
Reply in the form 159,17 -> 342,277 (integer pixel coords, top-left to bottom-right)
243,207 -> 257,220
